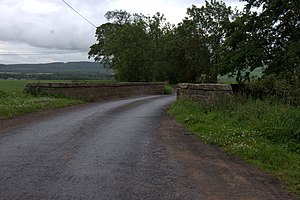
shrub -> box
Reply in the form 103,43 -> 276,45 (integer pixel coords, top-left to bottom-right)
164,84 -> 174,95
246,72 -> 300,106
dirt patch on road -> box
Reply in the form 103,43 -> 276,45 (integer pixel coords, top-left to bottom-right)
159,112 -> 299,200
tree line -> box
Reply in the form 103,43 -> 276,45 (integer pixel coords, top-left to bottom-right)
88,0 -> 300,84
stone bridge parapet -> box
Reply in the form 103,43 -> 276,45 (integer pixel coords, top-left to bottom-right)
24,82 -> 165,102
177,83 -> 233,104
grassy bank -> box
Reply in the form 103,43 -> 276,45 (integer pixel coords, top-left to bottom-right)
0,80 -> 84,119
169,97 -> 300,195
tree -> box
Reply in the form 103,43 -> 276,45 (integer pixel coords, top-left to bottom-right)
146,12 -> 176,82
219,0 -> 300,82
89,10 -> 174,82
171,0 -> 235,83
88,2 -> 236,83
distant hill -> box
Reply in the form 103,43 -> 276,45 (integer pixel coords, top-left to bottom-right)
0,62 -> 113,80
0,62 -> 111,74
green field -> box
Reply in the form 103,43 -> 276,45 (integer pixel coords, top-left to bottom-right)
0,80 -> 84,119
0,80 -> 117,93
218,67 -> 264,83
0,80 -> 71,93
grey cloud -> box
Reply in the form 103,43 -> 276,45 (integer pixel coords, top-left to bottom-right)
0,51 -> 89,64
1,0 -> 242,51
0,0 -> 244,64
0,0 -> 106,50
0,40 -> 90,64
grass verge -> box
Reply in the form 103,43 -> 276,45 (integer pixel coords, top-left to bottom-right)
0,80 -> 87,120
0,91 -> 83,120
169,97 -> 300,195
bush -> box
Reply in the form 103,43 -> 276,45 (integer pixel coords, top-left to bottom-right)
246,72 -> 300,106
164,84 -> 174,95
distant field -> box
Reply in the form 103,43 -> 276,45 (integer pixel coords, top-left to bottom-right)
0,80 -> 71,93
0,80 -> 116,93
0,62 -> 114,80
0,80 -> 29,93
218,68 -> 264,84
217,75 -> 236,84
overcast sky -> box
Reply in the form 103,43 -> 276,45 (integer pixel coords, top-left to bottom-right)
0,0 -> 245,64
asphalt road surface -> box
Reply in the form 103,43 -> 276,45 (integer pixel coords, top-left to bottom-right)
0,95 -> 296,200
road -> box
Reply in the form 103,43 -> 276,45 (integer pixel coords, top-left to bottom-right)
0,95 -> 296,200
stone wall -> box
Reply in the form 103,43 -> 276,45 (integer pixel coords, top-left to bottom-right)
24,82 -> 165,102
177,83 -> 233,104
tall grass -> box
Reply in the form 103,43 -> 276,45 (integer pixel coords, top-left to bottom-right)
169,96 -> 300,195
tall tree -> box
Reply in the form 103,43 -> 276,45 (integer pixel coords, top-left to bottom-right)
147,13 -> 174,82
89,11 -> 151,81
89,10 -> 174,82
172,0 -> 235,83
219,0 -> 300,82
89,2 -> 236,83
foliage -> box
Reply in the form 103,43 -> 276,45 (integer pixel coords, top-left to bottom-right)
218,0 -> 300,82
89,11 -> 170,82
88,0 -> 299,89
173,0 -> 237,83
89,1 -> 234,83
169,98 -> 300,195
246,72 -> 300,106
164,84 -> 174,95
